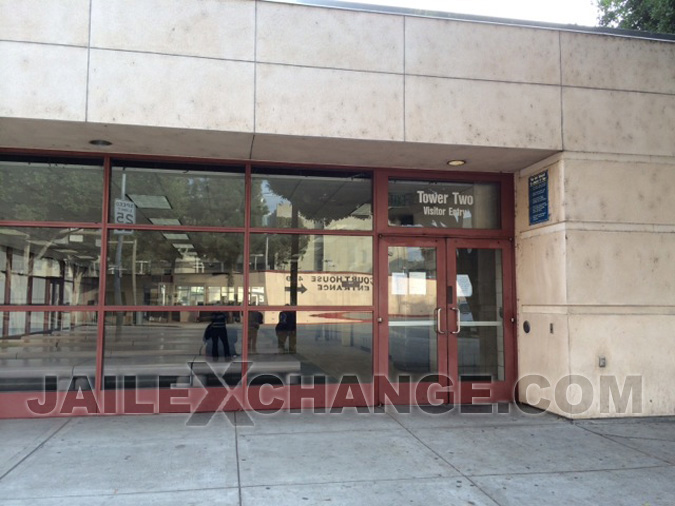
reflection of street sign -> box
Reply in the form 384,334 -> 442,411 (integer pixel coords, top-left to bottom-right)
114,199 -> 136,224
114,199 -> 135,235
285,284 -> 308,294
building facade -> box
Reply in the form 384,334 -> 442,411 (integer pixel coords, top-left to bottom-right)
0,0 -> 674,419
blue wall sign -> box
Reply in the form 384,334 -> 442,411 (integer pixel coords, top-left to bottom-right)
528,170 -> 549,225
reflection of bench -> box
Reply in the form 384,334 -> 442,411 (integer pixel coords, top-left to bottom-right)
74,355 -> 199,389
0,343 -> 200,360
192,355 -> 302,386
0,354 -> 303,391
0,358 -> 86,391
0,323 -> 302,391
70,355 -> 302,388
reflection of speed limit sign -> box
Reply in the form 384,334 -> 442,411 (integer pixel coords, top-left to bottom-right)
114,199 -> 135,234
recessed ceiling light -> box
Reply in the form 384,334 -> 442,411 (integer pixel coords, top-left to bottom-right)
447,160 -> 466,167
89,139 -> 112,147
0,229 -> 28,236
150,218 -> 182,226
162,233 -> 189,241
128,194 -> 172,209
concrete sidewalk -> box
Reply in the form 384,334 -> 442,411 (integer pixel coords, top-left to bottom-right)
0,406 -> 673,505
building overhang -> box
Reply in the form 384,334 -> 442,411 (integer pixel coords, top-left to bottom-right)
0,117 -> 558,173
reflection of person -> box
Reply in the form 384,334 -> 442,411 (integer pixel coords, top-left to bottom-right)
248,308 -> 264,353
276,310 -> 297,354
203,312 -> 231,360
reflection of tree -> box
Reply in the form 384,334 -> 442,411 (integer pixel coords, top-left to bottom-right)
260,174 -> 371,230
112,169 -> 245,228
0,162 -> 103,222
110,168 -> 247,307
253,233 -> 310,271
253,174 -> 372,305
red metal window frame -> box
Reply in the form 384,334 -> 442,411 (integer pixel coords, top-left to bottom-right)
0,148 -> 516,418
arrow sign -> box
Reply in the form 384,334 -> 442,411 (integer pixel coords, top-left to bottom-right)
285,284 -> 308,294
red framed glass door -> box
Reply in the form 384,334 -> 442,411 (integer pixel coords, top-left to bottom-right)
378,237 -> 449,405
449,238 -> 515,403
378,237 -> 514,405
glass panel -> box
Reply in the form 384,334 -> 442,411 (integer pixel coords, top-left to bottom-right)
388,179 -> 500,229
251,169 -> 372,230
249,234 -> 372,306
0,227 -> 101,306
0,157 -> 103,222
247,311 -> 372,385
456,248 -> 504,381
0,311 -> 97,392
110,163 -> 245,227
106,231 -> 244,306
388,246 -> 438,383
103,311 -> 242,389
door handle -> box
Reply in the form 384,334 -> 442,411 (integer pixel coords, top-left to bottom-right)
450,307 -> 461,335
435,307 -> 445,335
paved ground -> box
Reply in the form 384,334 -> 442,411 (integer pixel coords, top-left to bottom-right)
0,406 -> 673,505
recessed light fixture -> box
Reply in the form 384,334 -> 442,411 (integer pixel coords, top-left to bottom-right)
162,233 -> 190,241
150,218 -> 182,226
447,160 -> 466,167
129,194 -> 172,209
89,139 -> 112,147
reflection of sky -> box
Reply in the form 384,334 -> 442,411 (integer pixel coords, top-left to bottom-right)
407,247 -> 425,262
260,180 -> 287,215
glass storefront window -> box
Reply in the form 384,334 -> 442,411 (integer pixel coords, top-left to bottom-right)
110,163 -> 245,228
388,179 -> 501,229
0,311 -> 98,391
249,234 -> 372,306
247,311 -> 372,385
0,227 -> 101,306
105,231 -> 244,306
103,311 -> 242,388
0,157 -> 103,223
251,169 -> 372,230
100,310 -> 372,389
0,151 -> 513,404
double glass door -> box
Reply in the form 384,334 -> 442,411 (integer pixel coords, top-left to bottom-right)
380,237 -> 514,404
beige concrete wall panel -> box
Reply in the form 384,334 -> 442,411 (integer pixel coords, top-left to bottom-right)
568,313 -> 675,417
406,76 -> 562,149
561,32 -> 675,94
90,0 -> 254,60
406,18 -> 560,85
516,230 -> 567,306
516,160 -> 564,232
564,159 -> 675,225
516,312 -> 570,415
563,88 -> 675,157
256,64 -> 403,141
0,42 -> 87,121
0,0 -> 90,46
88,50 -> 254,131
257,3 -> 403,73
567,230 -> 675,306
